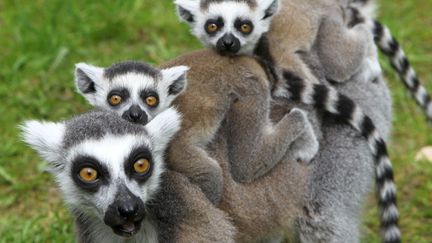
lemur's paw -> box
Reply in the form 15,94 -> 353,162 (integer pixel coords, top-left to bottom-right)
293,138 -> 319,164
288,108 -> 308,123
290,114 -> 319,164
280,108 -> 308,132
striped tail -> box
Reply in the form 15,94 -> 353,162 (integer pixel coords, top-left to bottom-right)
282,70 -> 402,243
351,0 -> 373,4
366,20 -> 432,123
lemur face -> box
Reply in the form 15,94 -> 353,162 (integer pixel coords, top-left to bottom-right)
65,134 -> 156,237
75,61 -> 188,125
175,0 -> 279,55
21,109 -> 181,238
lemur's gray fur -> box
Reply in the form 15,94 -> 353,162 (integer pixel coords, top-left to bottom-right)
74,60 -> 319,204
294,41 -> 394,243
175,0 -> 401,241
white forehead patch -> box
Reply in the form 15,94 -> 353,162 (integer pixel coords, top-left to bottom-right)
109,73 -> 157,95
206,2 -> 256,27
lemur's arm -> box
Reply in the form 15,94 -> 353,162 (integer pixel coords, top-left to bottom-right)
315,11 -> 372,82
168,138 -> 223,204
226,88 -> 318,183
166,99 -> 231,205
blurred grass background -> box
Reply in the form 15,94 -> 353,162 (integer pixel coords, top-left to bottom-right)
0,0 -> 431,242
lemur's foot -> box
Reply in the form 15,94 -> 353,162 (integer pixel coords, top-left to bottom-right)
289,108 -> 319,164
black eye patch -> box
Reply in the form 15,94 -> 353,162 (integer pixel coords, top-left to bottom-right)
204,17 -> 224,35
124,146 -> 154,183
139,90 -> 159,106
107,89 -> 130,107
234,18 -> 254,35
71,155 -> 110,193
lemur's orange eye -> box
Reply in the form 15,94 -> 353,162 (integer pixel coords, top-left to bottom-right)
240,24 -> 252,34
79,167 -> 98,182
108,95 -> 122,106
134,159 -> 151,174
207,23 -> 218,33
145,96 -> 158,107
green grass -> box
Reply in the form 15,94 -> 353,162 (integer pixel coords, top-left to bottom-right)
0,0 -> 430,242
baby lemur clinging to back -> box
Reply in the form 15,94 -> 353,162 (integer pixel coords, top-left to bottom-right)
175,0 -> 401,241
177,0 -> 432,122
74,60 -> 319,205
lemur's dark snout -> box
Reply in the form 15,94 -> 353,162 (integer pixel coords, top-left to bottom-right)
117,200 -> 140,219
104,186 -> 146,237
216,33 -> 241,55
122,105 -> 148,124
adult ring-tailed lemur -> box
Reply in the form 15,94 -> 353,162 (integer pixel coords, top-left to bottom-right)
174,0 -> 404,241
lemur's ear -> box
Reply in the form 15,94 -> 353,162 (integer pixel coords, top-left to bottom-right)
145,108 -> 182,153
175,0 -> 199,23
261,0 -> 280,19
20,120 -> 66,168
161,65 -> 189,97
75,63 -> 104,105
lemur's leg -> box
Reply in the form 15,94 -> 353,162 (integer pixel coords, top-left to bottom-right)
168,137 -> 224,205
226,94 -> 318,182
315,14 -> 372,83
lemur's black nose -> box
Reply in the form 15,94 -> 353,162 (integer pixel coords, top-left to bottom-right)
122,105 -> 148,124
117,201 -> 139,219
129,108 -> 142,121
216,33 -> 241,54
223,39 -> 234,48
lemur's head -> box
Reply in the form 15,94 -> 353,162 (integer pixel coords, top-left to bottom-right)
75,61 -> 188,125
175,0 -> 279,55
21,108 -> 181,239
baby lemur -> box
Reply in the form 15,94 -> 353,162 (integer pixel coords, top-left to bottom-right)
175,0 -> 401,241
74,60 -> 319,205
